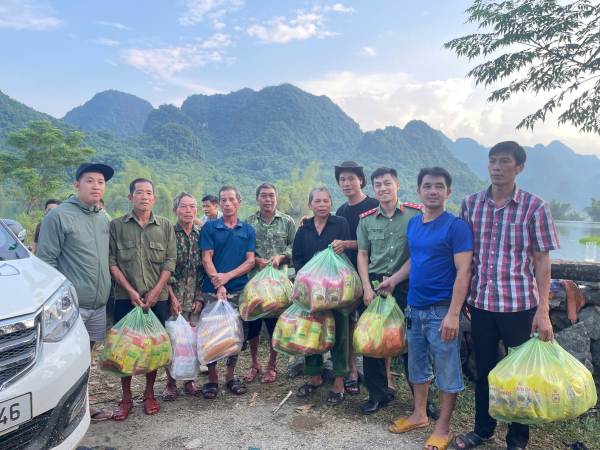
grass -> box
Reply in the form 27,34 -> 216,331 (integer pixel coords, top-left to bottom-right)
579,237 -> 600,245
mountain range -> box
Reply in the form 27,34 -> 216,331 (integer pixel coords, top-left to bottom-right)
1,85 -> 598,213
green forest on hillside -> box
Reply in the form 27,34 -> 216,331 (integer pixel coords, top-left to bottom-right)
0,85 -> 487,223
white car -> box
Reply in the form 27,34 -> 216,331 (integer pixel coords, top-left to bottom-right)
0,219 -> 90,449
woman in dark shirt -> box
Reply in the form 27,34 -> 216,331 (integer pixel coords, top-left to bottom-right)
292,187 -> 351,406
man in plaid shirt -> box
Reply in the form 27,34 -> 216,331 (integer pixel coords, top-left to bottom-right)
454,141 -> 559,450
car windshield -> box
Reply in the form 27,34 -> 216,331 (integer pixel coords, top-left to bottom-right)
0,223 -> 19,260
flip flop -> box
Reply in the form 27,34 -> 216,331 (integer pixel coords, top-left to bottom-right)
90,408 -> 113,422
226,378 -> 247,395
424,433 -> 453,450
452,432 -> 496,449
202,382 -> 219,400
184,380 -> 203,396
388,387 -> 396,401
344,379 -> 360,395
162,383 -> 177,401
326,391 -> 345,407
243,364 -> 262,383
113,400 -> 133,422
296,382 -> 323,398
389,417 -> 430,434
261,367 -> 277,384
142,396 -> 161,416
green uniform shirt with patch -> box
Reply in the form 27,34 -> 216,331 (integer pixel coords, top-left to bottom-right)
170,223 -> 205,312
244,209 -> 296,279
109,210 -> 177,301
356,200 -> 422,276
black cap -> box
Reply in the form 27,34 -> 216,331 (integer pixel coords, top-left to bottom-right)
334,161 -> 367,188
75,163 -> 114,182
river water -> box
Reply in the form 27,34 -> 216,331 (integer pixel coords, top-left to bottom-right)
1,202 -> 598,261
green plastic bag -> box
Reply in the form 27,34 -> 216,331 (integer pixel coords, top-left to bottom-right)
272,304 -> 335,356
239,263 -> 292,320
291,245 -> 363,315
488,334 -> 597,425
353,281 -> 407,358
100,306 -> 172,377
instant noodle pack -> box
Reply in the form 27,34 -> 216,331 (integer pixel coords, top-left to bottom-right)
272,304 -> 335,356
353,281 -> 407,358
291,245 -> 363,314
100,306 -> 172,377
239,263 -> 292,320
488,335 -> 597,424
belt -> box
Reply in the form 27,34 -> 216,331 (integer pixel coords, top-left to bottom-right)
410,299 -> 452,310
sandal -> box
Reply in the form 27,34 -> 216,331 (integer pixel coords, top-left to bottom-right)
344,379 -> 360,395
243,364 -> 262,383
162,383 -> 177,401
184,380 -> 203,396
425,433 -> 453,450
202,382 -> 219,399
113,400 -> 133,422
326,390 -> 345,407
452,432 -> 496,449
261,367 -> 277,384
296,382 -> 323,398
90,408 -> 113,422
388,387 -> 396,401
389,417 -> 430,434
142,395 -> 161,416
226,378 -> 247,395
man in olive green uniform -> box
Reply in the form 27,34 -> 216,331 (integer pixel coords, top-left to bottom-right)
357,167 -> 438,417
243,182 -> 296,384
109,178 -> 177,421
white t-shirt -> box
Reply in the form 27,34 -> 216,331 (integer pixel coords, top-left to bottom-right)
199,211 -> 223,223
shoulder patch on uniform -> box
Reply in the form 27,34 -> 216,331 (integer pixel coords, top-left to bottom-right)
359,208 -> 378,219
404,202 -> 424,210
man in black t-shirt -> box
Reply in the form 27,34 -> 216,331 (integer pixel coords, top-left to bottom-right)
331,161 -> 379,396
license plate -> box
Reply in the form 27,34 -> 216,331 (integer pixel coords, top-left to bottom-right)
0,393 -> 32,434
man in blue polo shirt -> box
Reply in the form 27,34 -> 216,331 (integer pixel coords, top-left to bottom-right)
200,184 -> 256,399
378,167 -> 473,450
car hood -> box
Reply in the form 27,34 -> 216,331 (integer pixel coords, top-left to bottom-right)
0,255 -> 66,320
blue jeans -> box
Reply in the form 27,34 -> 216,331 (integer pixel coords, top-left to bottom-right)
405,305 -> 464,394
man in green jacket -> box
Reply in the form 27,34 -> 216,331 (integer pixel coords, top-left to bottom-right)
37,162 -> 115,422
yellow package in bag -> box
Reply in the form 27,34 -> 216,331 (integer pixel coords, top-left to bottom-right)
488,334 -> 597,425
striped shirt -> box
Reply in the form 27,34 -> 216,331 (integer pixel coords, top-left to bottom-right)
459,185 -> 560,312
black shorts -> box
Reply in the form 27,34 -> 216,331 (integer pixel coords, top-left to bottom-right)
113,300 -> 168,327
246,317 -> 278,341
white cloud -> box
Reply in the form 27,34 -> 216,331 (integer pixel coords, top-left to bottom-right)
94,21 -> 129,30
198,33 -> 231,48
0,0 -> 61,30
105,59 -> 117,66
152,86 -> 163,92
121,45 -> 223,78
93,37 -> 120,46
298,71 -> 600,156
67,32 -> 76,38
213,21 -> 226,29
324,4 -> 355,13
233,25 -> 242,31
179,0 -> 244,26
247,10 -> 336,44
357,46 -> 376,57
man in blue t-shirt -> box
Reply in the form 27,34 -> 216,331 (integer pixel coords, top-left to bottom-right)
378,167 -> 473,449
200,185 -> 256,399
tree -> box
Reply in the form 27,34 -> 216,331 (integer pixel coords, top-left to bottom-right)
275,161 -> 322,217
0,121 -> 94,214
444,0 -> 600,134
584,197 -> 600,222
549,199 -> 584,220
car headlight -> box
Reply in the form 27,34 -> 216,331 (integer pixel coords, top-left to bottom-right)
43,281 -> 79,342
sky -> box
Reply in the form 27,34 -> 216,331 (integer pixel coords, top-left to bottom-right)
1,0 -> 599,156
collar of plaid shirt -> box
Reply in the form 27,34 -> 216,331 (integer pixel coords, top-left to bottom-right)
460,184 -> 560,313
